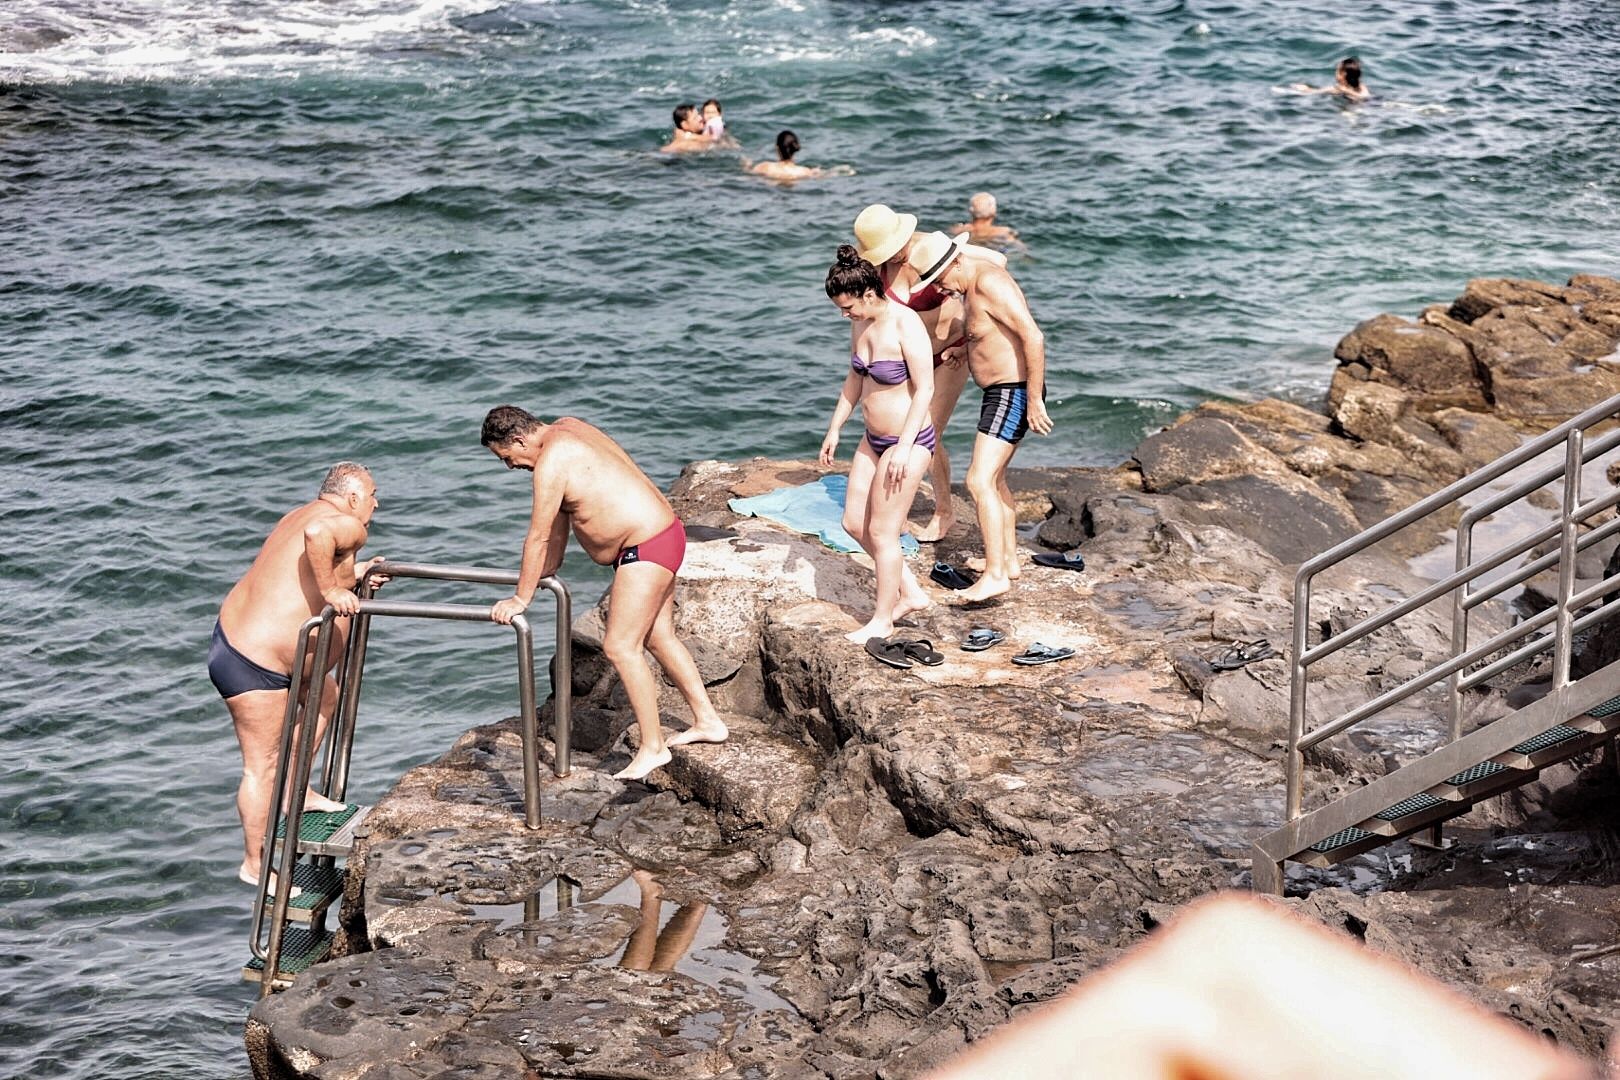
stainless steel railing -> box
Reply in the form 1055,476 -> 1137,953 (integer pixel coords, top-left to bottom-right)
250,563 -> 572,995
1285,392 -> 1620,823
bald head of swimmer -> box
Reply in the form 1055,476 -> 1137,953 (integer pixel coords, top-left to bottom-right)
482,405 -> 546,471
825,245 -> 886,321
318,461 -> 379,525
969,192 -> 997,222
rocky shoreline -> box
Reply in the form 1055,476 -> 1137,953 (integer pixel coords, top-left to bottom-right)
247,275 -> 1620,1078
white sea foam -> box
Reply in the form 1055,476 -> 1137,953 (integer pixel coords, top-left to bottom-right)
0,0 -> 507,83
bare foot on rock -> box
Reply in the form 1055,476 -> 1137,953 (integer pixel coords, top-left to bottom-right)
669,717 -> 730,747
957,575 -> 1012,604
910,513 -> 956,542
965,555 -> 1021,580
846,619 -> 894,644
612,745 -> 673,781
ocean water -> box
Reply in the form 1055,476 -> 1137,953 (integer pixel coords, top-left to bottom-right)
2,1 -> 1617,1074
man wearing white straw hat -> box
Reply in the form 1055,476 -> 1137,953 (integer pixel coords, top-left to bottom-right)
851,203 -> 1007,542
906,230 -> 1051,602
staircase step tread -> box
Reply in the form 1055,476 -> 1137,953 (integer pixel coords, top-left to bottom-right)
285,862 -> 345,920
1509,725 -> 1584,756
276,803 -> 361,843
242,927 -> 334,983
1585,694 -> 1620,719
1444,760 -> 1508,787
1374,792 -> 1447,821
1310,826 -> 1374,853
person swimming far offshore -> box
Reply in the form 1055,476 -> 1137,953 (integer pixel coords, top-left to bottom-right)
480,405 -> 728,781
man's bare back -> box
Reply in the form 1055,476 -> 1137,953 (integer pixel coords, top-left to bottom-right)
219,500 -> 369,674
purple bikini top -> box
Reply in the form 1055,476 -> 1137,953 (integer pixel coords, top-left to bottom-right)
850,353 -> 909,386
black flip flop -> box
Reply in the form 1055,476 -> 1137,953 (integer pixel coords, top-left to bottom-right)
929,561 -> 978,591
865,637 -> 914,669
1031,550 -> 1086,573
1207,639 -> 1275,671
1012,642 -> 1076,666
895,638 -> 944,666
960,627 -> 1006,652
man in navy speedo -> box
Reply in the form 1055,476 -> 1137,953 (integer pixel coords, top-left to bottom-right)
210,462 -> 385,895
906,230 -> 1053,601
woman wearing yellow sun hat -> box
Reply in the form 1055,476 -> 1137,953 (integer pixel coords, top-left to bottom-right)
849,203 -> 1007,543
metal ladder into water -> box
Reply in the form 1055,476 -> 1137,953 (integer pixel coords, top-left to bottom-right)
242,561 -> 574,994
1253,392 -> 1620,894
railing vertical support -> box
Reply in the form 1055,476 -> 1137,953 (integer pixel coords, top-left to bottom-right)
260,610 -> 336,998
1287,571 -> 1312,821
512,613 -> 542,829
1554,431 -> 1585,689
1447,516 -> 1476,742
543,577 -> 573,777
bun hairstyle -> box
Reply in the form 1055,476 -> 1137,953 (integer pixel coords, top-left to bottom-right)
776,129 -> 801,161
825,244 -> 884,300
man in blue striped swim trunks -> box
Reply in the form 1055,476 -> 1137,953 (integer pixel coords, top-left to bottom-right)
907,231 -> 1053,602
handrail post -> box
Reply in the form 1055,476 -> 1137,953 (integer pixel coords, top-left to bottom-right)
260,609 -> 336,997
1446,515 -> 1476,742
512,613 -> 542,829
250,615 -> 322,960
542,576 -> 573,777
1554,431 -> 1584,689
328,570 -> 382,802
1287,569 -> 1312,821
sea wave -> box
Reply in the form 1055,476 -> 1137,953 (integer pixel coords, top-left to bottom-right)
0,0 -> 508,82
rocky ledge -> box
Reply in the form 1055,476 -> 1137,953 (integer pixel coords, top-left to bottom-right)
248,276 -> 1620,1078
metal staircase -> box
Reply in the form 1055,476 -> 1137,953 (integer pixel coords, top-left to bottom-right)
1252,393 -> 1620,894
244,561 -> 573,993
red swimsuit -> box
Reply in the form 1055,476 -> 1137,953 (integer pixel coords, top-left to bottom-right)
613,517 -> 686,575
885,280 -> 965,368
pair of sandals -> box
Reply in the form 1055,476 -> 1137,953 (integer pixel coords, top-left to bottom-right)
930,550 -> 1087,592
865,636 -> 944,669
963,627 -> 1075,665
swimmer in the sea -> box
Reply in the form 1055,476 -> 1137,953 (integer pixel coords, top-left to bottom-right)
746,130 -> 849,183
661,103 -> 710,153
701,98 -> 727,142
1293,57 -> 1371,102
951,192 -> 1027,254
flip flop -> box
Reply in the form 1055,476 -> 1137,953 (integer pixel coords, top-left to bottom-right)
864,637 -> 914,669
1031,550 -> 1086,573
1207,639 -> 1275,671
1012,642 -> 1076,666
929,561 -> 978,591
895,638 -> 944,666
960,627 -> 1006,652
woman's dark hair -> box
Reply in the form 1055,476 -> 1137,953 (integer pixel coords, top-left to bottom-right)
1338,57 -> 1362,89
825,244 -> 883,300
776,130 -> 801,161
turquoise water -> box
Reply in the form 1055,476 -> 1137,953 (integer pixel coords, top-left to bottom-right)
2,1 -> 1617,1074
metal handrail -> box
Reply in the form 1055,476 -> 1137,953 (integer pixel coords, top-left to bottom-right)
1284,391 -> 1620,821
251,565 -> 574,995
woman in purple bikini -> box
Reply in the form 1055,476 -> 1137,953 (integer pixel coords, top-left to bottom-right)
819,245 -> 936,644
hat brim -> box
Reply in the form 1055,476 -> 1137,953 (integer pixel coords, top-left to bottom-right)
912,232 -> 969,288
857,212 -> 918,265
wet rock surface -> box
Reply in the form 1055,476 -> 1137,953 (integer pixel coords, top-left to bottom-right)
249,277 -> 1620,1077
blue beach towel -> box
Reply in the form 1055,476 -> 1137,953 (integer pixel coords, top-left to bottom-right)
729,475 -> 920,555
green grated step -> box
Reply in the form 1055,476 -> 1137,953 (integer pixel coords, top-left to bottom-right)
1444,761 -> 1507,787
1375,792 -> 1445,821
1310,826 -> 1373,854
286,861 -> 345,918
276,804 -> 359,843
243,926 -> 334,982
1511,725 -> 1584,756
1586,694 -> 1620,719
